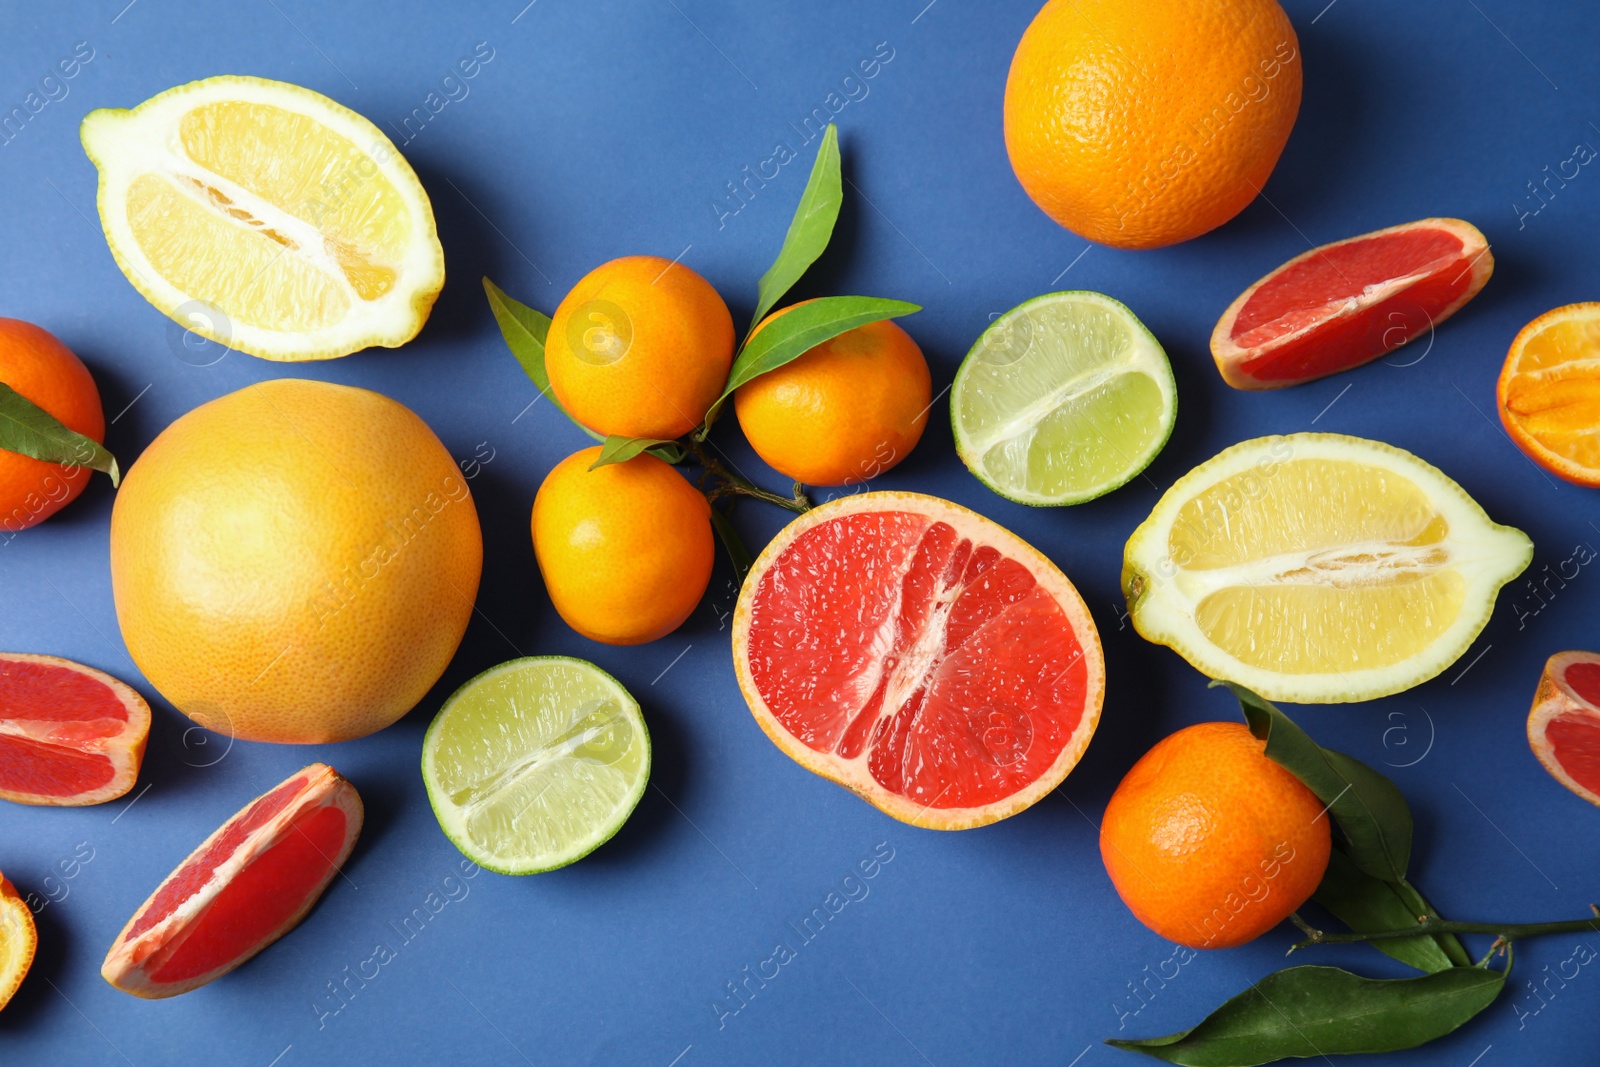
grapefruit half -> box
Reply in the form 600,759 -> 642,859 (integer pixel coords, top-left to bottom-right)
0,653 -> 151,807
1211,218 -> 1493,390
102,763 -> 362,998
1528,650 -> 1600,806
731,492 -> 1105,830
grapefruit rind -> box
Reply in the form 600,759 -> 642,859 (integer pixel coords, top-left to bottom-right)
1497,302 -> 1600,488
731,491 -> 1105,830
0,652 -> 151,807
0,872 -> 36,1010
1527,650 -> 1600,807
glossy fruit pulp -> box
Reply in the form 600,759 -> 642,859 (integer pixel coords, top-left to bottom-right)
0,657 -> 128,796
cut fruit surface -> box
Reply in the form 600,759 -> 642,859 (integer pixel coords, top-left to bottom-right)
1211,218 -> 1492,390
81,76 -> 444,362
0,871 -> 36,1011
1123,434 -> 1531,703
1528,650 -> 1600,806
731,492 -> 1105,829
1498,302 -> 1600,486
952,291 -> 1176,505
0,653 -> 150,806
102,763 -> 361,998
422,658 -> 650,874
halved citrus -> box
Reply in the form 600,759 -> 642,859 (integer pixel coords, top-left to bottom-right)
102,763 -> 362,998
1498,302 -> 1600,486
0,653 -> 150,807
81,76 -> 444,362
0,871 -> 36,1011
1527,650 -> 1600,806
731,491 -> 1105,829
1123,433 -> 1532,703
952,292 -> 1176,506
1211,218 -> 1493,389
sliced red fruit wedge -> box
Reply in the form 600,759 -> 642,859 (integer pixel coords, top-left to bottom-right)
0,653 -> 151,807
1211,217 -> 1493,390
102,763 -> 362,998
731,491 -> 1105,829
1528,650 -> 1600,807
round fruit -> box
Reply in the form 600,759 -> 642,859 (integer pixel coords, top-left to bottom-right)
1498,302 -> 1600,486
734,304 -> 929,486
1101,722 -> 1331,949
81,76 -> 444,361
102,763 -> 362,998
545,256 -> 734,439
0,653 -> 151,806
0,319 -> 106,532
951,291 -> 1175,506
423,657 -> 650,874
1123,433 -> 1531,703
1212,218 -> 1494,390
1004,0 -> 1302,250
1527,650 -> 1600,806
0,870 -> 36,1010
109,379 -> 483,744
732,491 -> 1104,829
532,447 -> 713,645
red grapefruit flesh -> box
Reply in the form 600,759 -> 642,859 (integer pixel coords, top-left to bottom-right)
731,492 -> 1105,829
0,653 -> 151,806
1528,650 -> 1600,806
102,763 -> 362,998
1211,217 -> 1493,390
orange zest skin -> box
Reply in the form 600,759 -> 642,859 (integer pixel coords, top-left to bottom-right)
1498,302 -> 1600,487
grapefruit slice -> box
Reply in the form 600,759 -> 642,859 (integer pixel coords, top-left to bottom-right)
0,870 -> 36,1011
1497,303 -> 1600,487
0,653 -> 151,807
731,491 -> 1105,829
1528,650 -> 1600,806
1211,218 -> 1493,390
102,763 -> 362,998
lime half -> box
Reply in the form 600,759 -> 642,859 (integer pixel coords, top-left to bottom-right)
422,657 -> 650,874
951,291 -> 1176,505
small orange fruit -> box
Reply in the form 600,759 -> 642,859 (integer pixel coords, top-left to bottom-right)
1004,0 -> 1302,250
734,304 -> 930,486
1498,302 -> 1600,486
532,447 -> 713,645
1100,722 -> 1330,949
545,256 -> 734,439
0,869 -> 36,1010
0,318 -> 107,532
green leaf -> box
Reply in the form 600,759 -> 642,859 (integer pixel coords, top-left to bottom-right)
1312,848 -> 1465,974
1107,963 -> 1507,1066
482,276 -> 602,442
589,435 -> 685,470
750,123 -> 842,331
0,383 -> 119,487
1216,681 -> 1413,883
719,295 -> 920,402
708,506 -> 753,591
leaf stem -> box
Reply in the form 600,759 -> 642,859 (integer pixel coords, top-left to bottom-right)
1294,911 -> 1600,951
687,438 -> 811,513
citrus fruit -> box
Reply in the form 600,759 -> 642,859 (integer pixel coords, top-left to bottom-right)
1498,302 -> 1600,486
1212,218 -> 1494,390
731,491 -> 1105,829
102,763 -> 362,998
1123,433 -> 1532,703
0,870 -> 36,1010
1100,721 -> 1331,949
734,303 -> 930,486
0,319 -> 107,532
0,653 -> 150,806
1527,650 -> 1600,806
422,657 -> 650,874
1003,0 -> 1301,249
110,379 -> 482,744
81,75 -> 444,362
951,291 -> 1175,506
532,446 -> 713,645
545,256 -> 734,439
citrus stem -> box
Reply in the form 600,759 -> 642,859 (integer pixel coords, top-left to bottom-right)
686,438 -> 811,513
1292,909 -> 1600,952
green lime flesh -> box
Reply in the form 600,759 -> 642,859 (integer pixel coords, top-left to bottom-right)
421,656 -> 650,875
951,291 -> 1177,506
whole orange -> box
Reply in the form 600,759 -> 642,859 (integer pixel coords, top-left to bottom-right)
0,319 -> 106,532
545,256 -> 734,439
1100,722 -> 1330,949
533,446 -> 713,645
1004,0 -> 1302,250
110,379 -> 483,744
734,304 -> 930,486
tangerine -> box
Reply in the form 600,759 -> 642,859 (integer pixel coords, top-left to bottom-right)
0,318 -> 106,532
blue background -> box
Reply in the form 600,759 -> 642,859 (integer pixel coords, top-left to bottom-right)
2,1 -> 1598,1064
